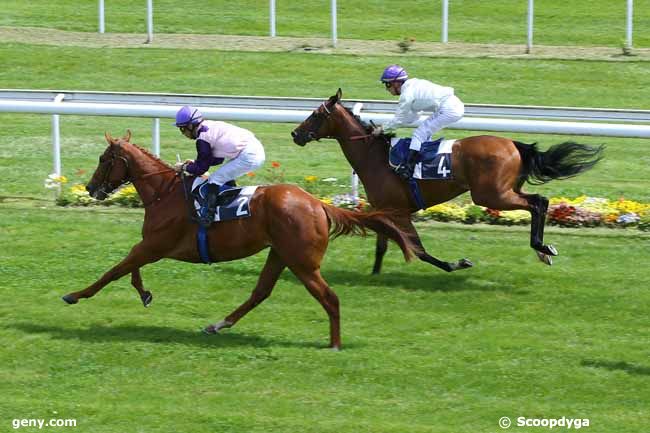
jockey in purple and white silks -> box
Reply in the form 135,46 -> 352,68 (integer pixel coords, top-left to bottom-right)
374,64 -> 465,180
173,105 -> 266,227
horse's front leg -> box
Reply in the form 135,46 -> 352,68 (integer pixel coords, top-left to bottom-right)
404,219 -> 473,272
131,269 -> 153,307
62,242 -> 160,305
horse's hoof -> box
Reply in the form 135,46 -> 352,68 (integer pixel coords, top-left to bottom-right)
62,294 -> 78,305
448,258 -> 473,271
536,251 -> 553,266
141,291 -> 153,308
203,320 -> 233,335
544,245 -> 559,256
202,326 -> 217,335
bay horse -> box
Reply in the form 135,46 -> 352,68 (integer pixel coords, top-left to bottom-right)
61,131 -> 416,349
291,89 -> 604,272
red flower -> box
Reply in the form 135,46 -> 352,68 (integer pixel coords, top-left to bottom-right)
271,161 -> 281,168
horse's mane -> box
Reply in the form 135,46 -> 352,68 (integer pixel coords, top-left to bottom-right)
123,140 -> 174,169
340,104 -> 396,140
339,104 -> 393,156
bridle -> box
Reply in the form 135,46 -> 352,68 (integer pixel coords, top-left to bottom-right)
303,102 -> 336,141
308,102 -> 377,142
95,145 -> 176,207
95,150 -> 131,198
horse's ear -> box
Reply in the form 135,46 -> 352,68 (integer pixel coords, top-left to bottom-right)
105,132 -> 113,144
336,88 -> 342,101
124,129 -> 132,142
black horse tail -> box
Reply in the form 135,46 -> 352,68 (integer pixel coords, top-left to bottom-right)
322,204 -> 415,261
514,141 -> 605,186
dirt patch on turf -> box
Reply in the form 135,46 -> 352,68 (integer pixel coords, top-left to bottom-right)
2,26 -> 649,62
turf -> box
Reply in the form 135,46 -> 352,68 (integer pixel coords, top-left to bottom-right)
1,204 -> 649,433
1,0 -> 649,47
1,44 -> 649,202
1,6 -> 650,432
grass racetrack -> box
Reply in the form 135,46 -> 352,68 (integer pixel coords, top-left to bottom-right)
1,3 -> 650,432
1,204 -> 649,432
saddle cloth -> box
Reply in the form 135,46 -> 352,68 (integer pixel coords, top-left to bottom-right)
191,178 -> 258,222
389,137 -> 455,180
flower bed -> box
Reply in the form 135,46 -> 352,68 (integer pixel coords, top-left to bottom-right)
415,195 -> 650,231
48,174 -> 650,231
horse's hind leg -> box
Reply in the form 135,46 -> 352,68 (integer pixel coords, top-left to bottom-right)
291,266 -> 341,350
372,234 -> 389,275
524,193 -> 558,263
131,269 -> 153,307
473,189 -> 557,265
204,249 -> 286,334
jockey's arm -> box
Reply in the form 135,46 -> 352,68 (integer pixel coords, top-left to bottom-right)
184,139 -> 224,176
382,93 -> 418,132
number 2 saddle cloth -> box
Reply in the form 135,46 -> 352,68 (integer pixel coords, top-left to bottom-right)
191,178 -> 258,223
388,137 -> 455,180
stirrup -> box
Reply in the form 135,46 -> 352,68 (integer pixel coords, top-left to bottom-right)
199,212 -> 215,228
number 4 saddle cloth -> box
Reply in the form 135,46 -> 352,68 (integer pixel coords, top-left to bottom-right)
389,137 -> 455,180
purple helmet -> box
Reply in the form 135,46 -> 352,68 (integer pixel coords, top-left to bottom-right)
380,64 -> 408,83
174,105 -> 203,127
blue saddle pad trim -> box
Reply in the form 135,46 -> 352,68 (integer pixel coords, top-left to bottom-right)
194,183 -> 232,265
197,226 -> 213,264
409,179 -> 426,210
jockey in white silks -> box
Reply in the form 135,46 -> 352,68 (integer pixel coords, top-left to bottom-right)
174,105 -> 266,227
374,64 -> 465,180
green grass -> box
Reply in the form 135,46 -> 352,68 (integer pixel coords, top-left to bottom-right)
2,44 -> 650,107
1,44 -> 649,203
1,9 -> 650,432
1,204 -> 649,433
2,0 -> 649,47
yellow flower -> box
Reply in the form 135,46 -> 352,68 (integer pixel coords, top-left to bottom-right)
304,175 -> 318,183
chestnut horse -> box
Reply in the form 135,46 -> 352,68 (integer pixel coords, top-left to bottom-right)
61,131 -> 415,349
291,89 -> 604,272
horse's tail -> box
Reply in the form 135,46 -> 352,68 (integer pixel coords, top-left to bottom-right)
514,141 -> 605,185
322,204 -> 415,261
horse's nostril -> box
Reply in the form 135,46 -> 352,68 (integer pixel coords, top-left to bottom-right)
291,131 -> 297,138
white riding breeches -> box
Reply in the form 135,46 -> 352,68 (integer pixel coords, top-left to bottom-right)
208,138 -> 265,185
409,95 -> 464,151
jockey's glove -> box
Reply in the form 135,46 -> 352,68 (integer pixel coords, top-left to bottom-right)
371,125 -> 384,137
174,161 -> 189,174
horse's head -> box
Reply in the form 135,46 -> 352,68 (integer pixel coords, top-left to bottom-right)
86,130 -> 133,200
291,88 -> 343,146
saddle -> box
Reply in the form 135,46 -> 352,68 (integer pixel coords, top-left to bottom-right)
389,137 -> 454,180
190,179 -> 258,223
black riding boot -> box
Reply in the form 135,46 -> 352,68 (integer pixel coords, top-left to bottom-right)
199,183 -> 221,228
394,149 -> 420,180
